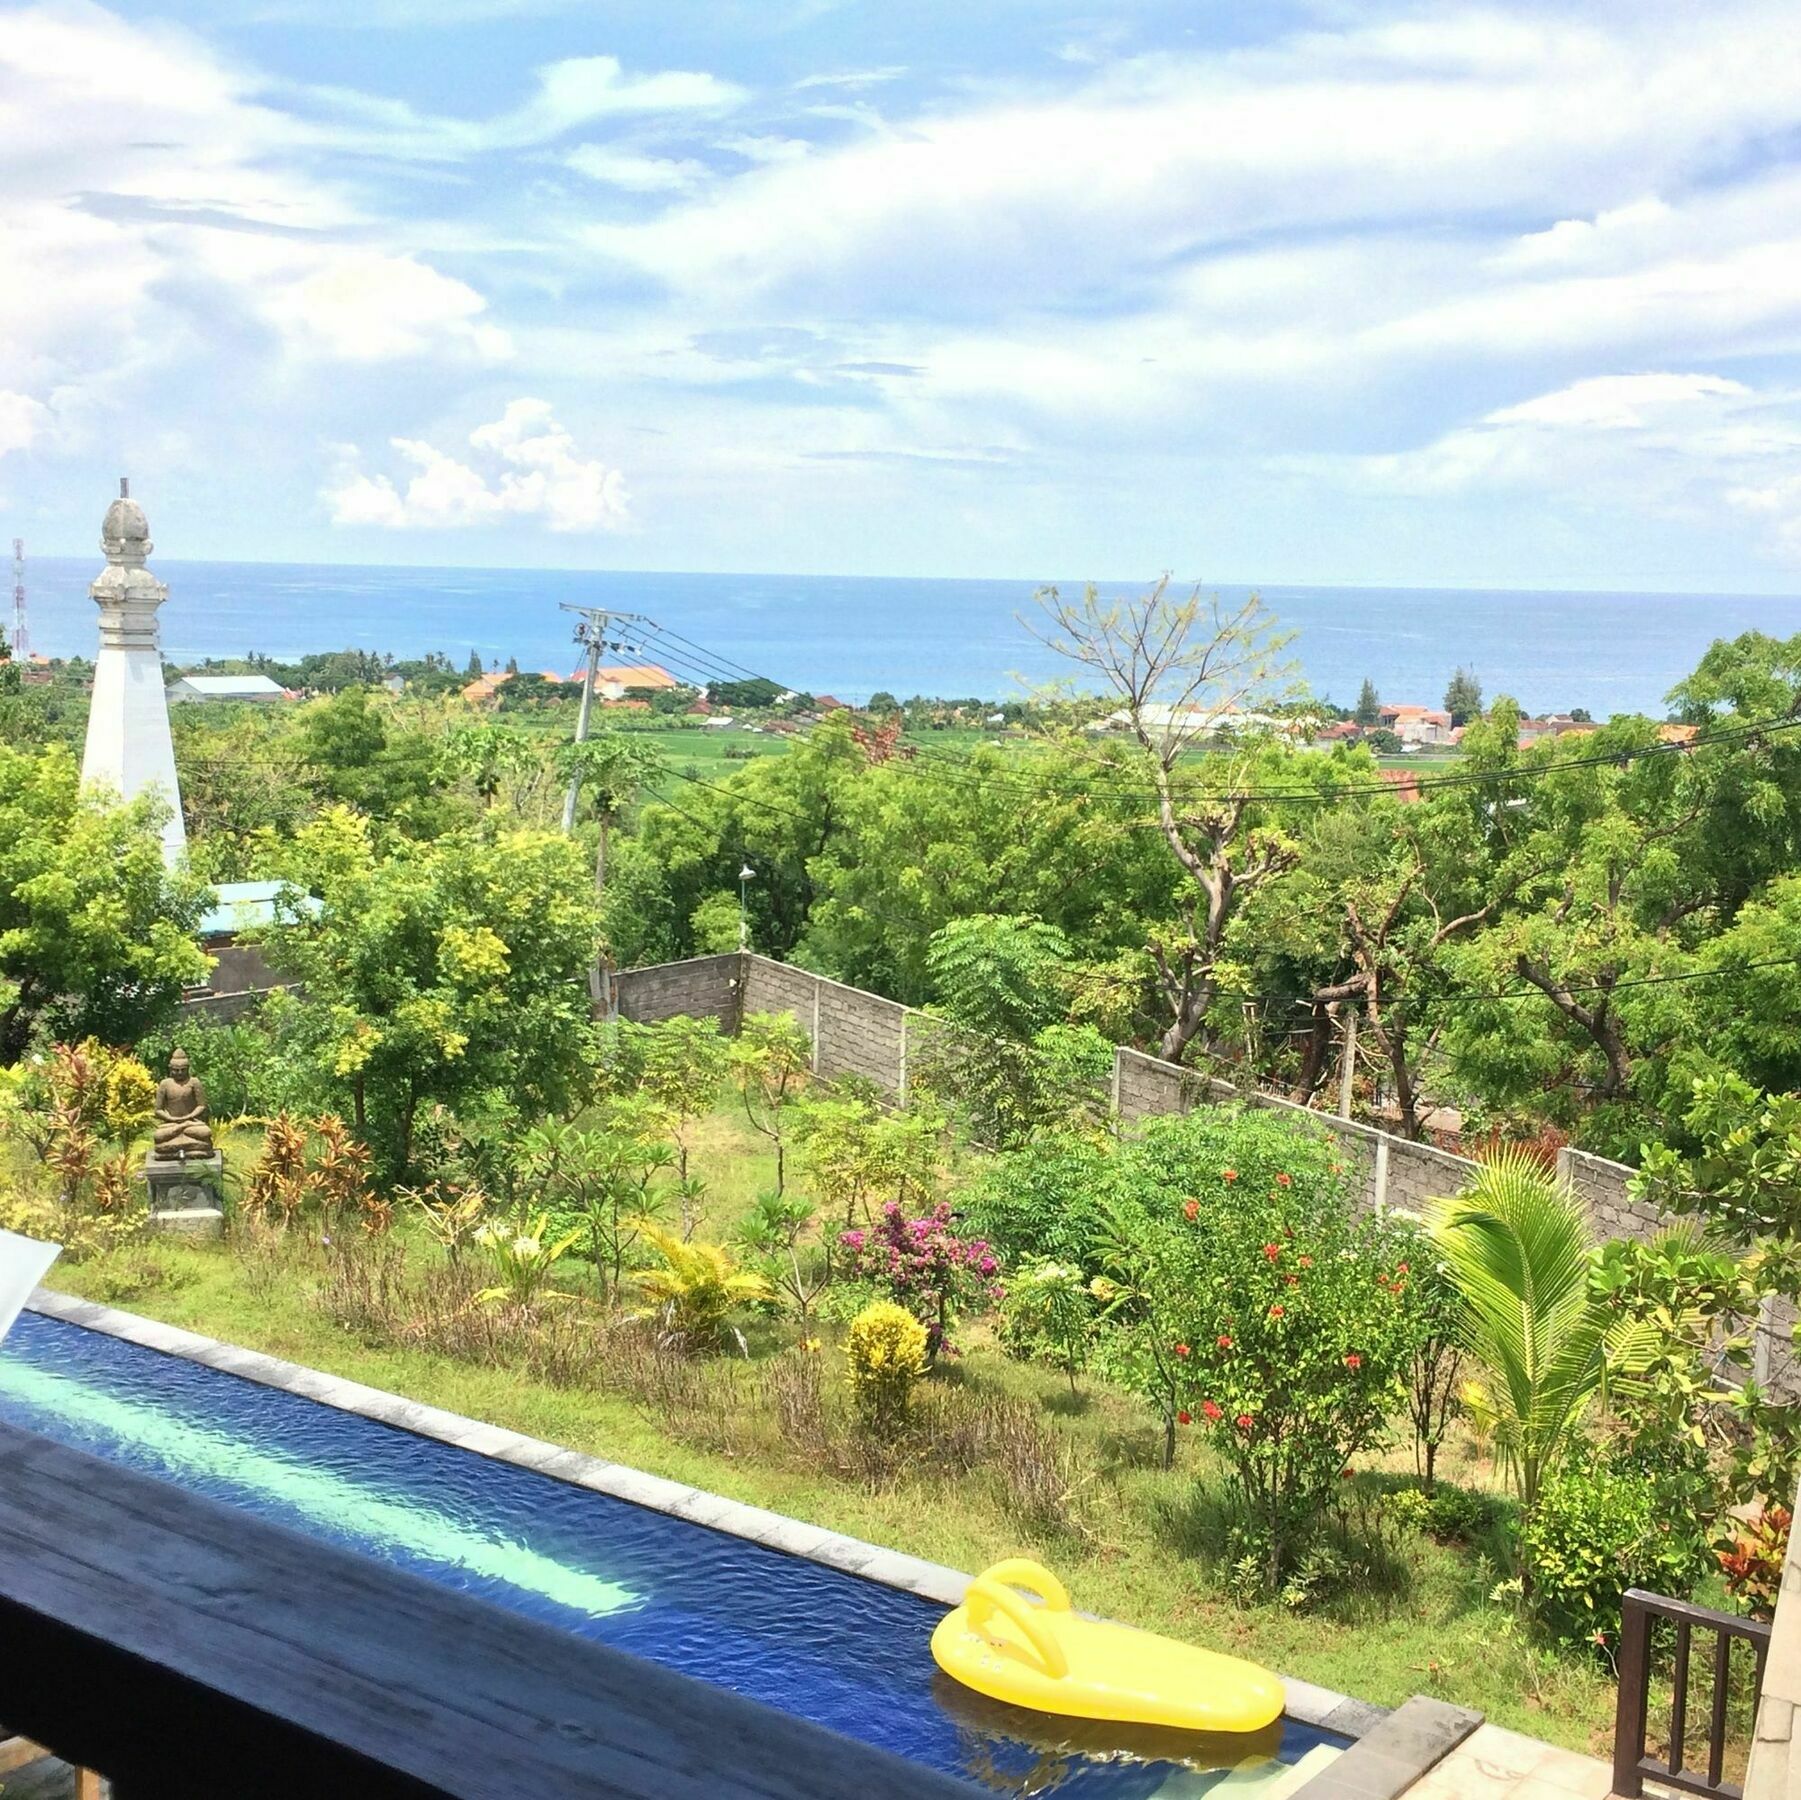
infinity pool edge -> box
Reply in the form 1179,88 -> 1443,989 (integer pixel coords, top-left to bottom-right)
24,1286 -> 1386,1742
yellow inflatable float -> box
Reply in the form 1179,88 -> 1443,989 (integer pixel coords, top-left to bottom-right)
932,1559 -> 1285,1736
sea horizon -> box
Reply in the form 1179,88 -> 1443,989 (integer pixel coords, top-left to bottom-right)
18,554 -> 1801,719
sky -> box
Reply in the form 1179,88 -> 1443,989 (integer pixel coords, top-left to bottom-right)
5,0 -> 1801,590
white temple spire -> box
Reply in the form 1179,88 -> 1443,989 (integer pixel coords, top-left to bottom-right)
80,477 -> 185,863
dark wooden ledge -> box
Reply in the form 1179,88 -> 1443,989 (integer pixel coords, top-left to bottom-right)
0,1418 -> 973,1799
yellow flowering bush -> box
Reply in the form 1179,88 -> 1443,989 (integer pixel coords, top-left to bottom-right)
845,1300 -> 928,1438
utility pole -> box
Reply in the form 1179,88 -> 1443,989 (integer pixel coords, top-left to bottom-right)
558,604 -> 645,832
1337,1005 -> 1358,1121
10,538 -> 26,663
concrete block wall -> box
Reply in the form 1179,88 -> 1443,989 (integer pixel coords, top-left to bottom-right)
613,954 -> 743,1028
1557,1145 -> 1667,1244
1114,1045 -> 1476,1217
814,972 -> 908,1094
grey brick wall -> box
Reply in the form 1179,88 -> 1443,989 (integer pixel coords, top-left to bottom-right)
1557,1145 -> 1666,1243
818,975 -> 908,1095
1114,1046 -> 1474,1216
613,954 -> 742,1028
742,956 -> 824,1033
176,986 -> 296,1024
205,941 -> 283,996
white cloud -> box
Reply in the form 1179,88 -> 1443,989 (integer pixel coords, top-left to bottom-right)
0,391 -> 52,459
260,250 -> 514,362
565,145 -> 709,193
1485,373 -> 1751,431
325,400 -> 630,532
293,53 -> 745,160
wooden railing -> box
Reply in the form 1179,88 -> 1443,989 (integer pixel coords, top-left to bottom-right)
0,1417 -> 974,1800
1613,1588 -> 1772,1800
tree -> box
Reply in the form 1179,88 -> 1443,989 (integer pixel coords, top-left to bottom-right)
1444,667 -> 1483,727
465,649 -> 484,679
911,913 -> 1112,1145
256,808 -> 602,1177
1028,578 -> 1305,1064
730,1010 -> 811,1193
557,730 -> 666,1006
1429,1152 -> 1610,1514
1354,677 -> 1381,727
709,677 -> 783,711
0,744 -> 209,1062
866,691 -> 901,716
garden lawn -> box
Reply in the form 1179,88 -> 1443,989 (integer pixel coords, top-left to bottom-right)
50,1227 -> 1618,1757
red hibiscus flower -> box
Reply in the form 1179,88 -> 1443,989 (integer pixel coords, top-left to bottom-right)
1216,1334 -> 1233,1350
1183,1199 -> 1199,1221
1221,1168 -> 1238,1182
1275,1172 -> 1292,1187
1268,1304 -> 1285,1318
1174,1342 -> 1191,1358
1235,1413 -> 1254,1431
1201,1400 -> 1224,1422
1344,1352 -> 1362,1369
1263,1243 -> 1281,1261
1177,1409 -> 1193,1425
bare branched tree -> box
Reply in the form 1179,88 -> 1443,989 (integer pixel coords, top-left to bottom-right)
1027,577 -> 1301,1065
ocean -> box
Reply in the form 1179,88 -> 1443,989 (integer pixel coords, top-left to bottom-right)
19,556 -> 1801,718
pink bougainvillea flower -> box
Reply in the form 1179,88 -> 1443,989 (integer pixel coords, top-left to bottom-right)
1184,1199 -> 1199,1221
1344,1352 -> 1362,1369
1201,1399 -> 1223,1422
1177,1410 -> 1193,1426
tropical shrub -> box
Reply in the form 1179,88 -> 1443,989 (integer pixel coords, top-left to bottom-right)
635,1226 -> 773,1351
1717,1504 -> 1791,1620
1519,1450 -> 1715,1649
838,1199 -> 1001,1361
1000,1257 -> 1092,1390
1095,1113 -> 1427,1587
473,1210 -> 581,1309
1430,1151 -> 1611,1511
957,1135 -> 1115,1278
845,1300 -> 927,1438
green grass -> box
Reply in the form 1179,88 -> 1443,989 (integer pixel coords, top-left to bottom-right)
41,1099 -> 1619,1757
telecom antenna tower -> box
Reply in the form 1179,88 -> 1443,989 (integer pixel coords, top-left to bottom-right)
10,537 -> 26,661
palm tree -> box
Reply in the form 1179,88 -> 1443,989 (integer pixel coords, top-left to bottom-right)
1429,1151 -> 1608,1514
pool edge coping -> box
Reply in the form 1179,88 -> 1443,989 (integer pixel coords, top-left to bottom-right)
25,1285 -> 1386,1744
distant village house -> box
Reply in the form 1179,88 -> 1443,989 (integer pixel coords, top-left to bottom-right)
168,674 -> 290,704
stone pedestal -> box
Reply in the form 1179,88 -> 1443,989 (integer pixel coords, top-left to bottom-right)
143,1152 -> 224,1238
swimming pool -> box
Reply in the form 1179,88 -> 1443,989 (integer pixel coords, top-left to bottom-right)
0,1310 -> 1349,1795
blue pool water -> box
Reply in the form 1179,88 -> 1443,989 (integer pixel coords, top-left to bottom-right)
0,1313 -> 1347,1793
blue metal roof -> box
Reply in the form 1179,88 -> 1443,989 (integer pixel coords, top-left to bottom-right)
198,880 -> 315,939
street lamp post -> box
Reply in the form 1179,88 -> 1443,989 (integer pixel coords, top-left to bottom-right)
738,864 -> 755,952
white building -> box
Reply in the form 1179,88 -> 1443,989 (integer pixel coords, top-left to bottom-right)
169,674 -> 289,704
80,480 -> 185,864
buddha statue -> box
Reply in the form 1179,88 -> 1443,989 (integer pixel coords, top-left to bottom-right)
152,1049 -> 214,1161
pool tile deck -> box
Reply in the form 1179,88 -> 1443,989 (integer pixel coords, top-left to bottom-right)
1394,1725 -> 1615,1799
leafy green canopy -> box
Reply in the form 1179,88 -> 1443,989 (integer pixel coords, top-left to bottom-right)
0,743 -> 209,1061
254,807 -> 602,1177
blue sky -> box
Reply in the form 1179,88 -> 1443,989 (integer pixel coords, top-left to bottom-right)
5,0 -> 1801,590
